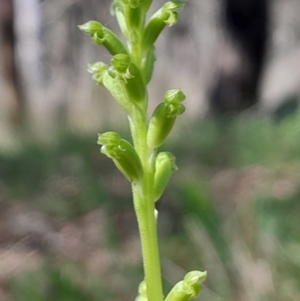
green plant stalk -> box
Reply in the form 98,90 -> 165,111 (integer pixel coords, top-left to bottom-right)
133,181 -> 163,301
131,109 -> 164,301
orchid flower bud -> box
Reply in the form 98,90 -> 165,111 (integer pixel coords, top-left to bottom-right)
78,21 -> 128,56
164,271 -> 207,301
97,132 -> 143,183
147,89 -> 185,149
143,1 -> 184,49
154,152 -> 177,201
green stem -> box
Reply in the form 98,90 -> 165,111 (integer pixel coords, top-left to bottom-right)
130,39 -> 142,69
131,109 -> 163,301
132,175 -> 164,301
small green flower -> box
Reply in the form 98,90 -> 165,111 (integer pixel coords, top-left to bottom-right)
97,132 -> 143,183
164,271 -> 207,301
89,55 -> 147,113
88,61 -> 134,112
109,54 -> 133,79
78,21 -> 128,55
147,89 -> 185,149
108,54 -> 147,107
154,152 -> 177,201
88,62 -> 108,85
143,1 -> 184,50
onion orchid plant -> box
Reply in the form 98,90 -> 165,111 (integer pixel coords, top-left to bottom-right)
79,1 -> 206,300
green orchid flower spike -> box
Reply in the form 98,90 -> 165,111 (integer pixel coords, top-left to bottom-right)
80,1 -> 206,301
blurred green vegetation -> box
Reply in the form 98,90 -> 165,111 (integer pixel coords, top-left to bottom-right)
0,132 -> 109,219
1,112 -> 300,300
8,258 -> 137,301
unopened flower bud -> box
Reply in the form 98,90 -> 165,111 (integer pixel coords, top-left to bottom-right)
154,152 -> 177,201
164,271 -> 207,301
147,89 -> 185,149
79,21 -> 128,55
143,1 -> 184,49
97,132 -> 143,183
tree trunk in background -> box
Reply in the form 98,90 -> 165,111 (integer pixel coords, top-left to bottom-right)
210,0 -> 269,114
0,0 -> 24,125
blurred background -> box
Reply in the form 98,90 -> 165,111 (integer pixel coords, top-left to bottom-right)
1,0 -> 300,300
